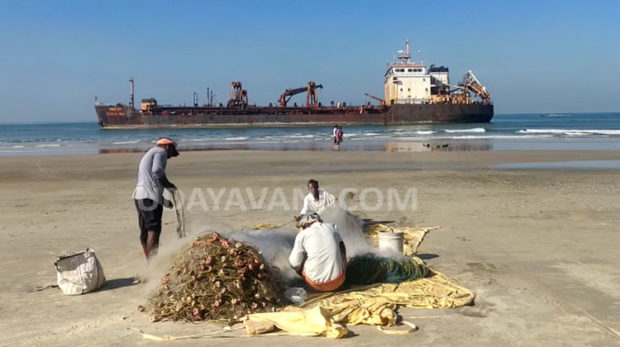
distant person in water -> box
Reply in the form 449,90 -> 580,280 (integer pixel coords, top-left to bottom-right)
333,125 -> 344,145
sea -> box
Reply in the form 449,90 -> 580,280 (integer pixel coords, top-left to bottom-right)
1,113 -> 620,159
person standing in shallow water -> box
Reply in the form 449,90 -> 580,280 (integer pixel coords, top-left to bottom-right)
132,137 -> 179,260
333,125 -> 339,144
333,125 -> 344,145
336,126 -> 343,145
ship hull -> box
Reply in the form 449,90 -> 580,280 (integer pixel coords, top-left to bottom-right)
95,104 -> 493,128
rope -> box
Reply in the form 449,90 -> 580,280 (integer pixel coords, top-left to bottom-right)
377,321 -> 418,335
172,190 -> 186,238
275,219 -> 296,229
30,283 -> 58,292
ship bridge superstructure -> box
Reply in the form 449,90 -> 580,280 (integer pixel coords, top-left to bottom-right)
384,39 -> 431,105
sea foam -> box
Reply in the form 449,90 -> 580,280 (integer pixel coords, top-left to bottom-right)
444,127 -> 486,133
112,140 -> 140,145
518,129 -> 620,136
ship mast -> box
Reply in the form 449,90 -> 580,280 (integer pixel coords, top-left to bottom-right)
129,78 -> 135,109
397,39 -> 411,64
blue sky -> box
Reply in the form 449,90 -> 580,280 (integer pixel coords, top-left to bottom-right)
0,0 -> 618,123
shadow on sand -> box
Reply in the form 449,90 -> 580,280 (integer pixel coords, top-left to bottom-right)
416,253 -> 439,260
98,277 -> 140,292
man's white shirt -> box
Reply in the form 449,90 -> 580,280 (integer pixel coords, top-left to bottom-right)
300,190 -> 335,215
288,222 -> 345,283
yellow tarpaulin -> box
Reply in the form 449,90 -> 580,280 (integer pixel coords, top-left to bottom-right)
245,305 -> 348,338
241,224 -> 475,338
244,270 -> 475,338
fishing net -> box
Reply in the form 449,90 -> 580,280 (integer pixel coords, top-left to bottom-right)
171,190 -> 186,238
146,232 -> 284,323
344,254 -> 430,286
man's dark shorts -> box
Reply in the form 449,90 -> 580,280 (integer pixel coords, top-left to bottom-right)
135,199 -> 163,245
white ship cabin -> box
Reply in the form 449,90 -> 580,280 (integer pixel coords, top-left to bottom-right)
384,40 -> 433,105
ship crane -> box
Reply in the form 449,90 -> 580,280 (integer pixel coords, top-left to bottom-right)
279,81 -> 323,107
227,81 -> 249,109
448,71 -> 491,104
364,92 -> 385,106
462,71 -> 491,101
278,86 -> 306,107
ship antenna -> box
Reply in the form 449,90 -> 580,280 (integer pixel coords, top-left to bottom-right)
397,39 -> 411,63
405,39 -> 410,57
129,77 -> 135,109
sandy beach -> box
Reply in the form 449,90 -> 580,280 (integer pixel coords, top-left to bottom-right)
1,150 -> 619,346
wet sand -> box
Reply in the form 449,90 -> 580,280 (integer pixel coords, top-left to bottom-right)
1,150 -> 619,346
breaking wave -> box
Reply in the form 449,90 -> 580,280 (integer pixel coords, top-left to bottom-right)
518,129 -> 620,136
112,140 -> 140,144
284,134 -> 315,139
450,134 -> 553,139
444,128 -> 486,133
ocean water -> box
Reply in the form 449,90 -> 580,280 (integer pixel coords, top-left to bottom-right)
1,112 -> 619,157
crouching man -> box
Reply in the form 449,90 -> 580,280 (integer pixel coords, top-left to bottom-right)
288,213 -> 347,292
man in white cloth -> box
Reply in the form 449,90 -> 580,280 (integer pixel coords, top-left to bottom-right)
295,179 -> 335,221
289,213 -> 346,292
132,137 -> 179,260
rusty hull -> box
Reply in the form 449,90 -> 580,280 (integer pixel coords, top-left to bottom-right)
95,103 -> 493,128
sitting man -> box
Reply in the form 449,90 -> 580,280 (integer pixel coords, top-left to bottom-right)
295,179 -> 336,221
288,213 -> 347,292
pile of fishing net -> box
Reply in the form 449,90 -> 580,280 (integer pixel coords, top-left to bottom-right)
345,255 -> 430,286
146,232 -> 283,323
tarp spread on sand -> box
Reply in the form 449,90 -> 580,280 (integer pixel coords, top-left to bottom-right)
244,269 -> 475,338
242,225 -> 473,338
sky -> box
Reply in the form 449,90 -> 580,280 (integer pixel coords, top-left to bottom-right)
0,0 -> 619,123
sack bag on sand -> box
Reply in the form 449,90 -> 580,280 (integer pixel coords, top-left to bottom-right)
54,248 -> 106,295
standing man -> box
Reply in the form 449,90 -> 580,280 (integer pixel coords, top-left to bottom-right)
333,125 -> 339,144
133,137 -> 179,260
289,213 -> 347,292
295,179 -> 336,221
335,126 -> 343,145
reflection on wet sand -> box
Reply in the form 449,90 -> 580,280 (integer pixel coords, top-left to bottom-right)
384,140 -> 492,152
99,139 -> 492,154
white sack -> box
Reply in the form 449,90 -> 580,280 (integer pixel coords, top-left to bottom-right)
55,248 -> 106,295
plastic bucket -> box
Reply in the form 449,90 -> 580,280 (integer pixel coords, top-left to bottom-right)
378,231 -> 404,255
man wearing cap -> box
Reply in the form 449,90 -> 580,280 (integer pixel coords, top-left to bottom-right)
133,137 -> 179,260
289,213 -> 347,292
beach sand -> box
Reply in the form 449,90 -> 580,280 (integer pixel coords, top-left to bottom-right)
1,150 -> 619,346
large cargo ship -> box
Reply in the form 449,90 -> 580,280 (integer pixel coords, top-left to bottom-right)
95,40 -> 493,128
